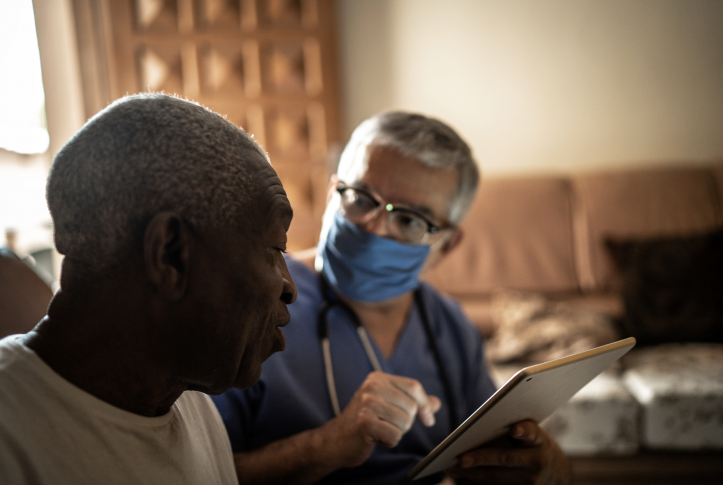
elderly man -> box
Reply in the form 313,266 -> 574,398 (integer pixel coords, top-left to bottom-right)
212,112 -> 570,484
0,94 -> 297,484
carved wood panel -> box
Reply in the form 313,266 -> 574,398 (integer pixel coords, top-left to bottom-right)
72,0 -> 341,250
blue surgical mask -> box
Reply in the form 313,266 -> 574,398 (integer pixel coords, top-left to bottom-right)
318,212 -> 431,302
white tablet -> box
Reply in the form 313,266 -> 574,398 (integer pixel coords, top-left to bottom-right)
408,337 -> 636,480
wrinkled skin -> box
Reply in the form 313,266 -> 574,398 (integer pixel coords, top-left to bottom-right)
23,161 -> 298,417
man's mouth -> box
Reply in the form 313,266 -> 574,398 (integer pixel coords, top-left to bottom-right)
273,315 -> 289,349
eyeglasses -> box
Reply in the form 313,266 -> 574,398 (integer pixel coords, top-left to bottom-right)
336,182 -> 450,244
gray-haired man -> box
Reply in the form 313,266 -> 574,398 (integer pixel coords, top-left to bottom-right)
0,93 -> 296,484
213,112 -> 571,484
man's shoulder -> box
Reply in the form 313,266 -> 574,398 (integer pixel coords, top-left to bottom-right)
0,337 -> 25,409
175,391 -> 229,439
0,335 -> 29,372
176,390 -> 222,418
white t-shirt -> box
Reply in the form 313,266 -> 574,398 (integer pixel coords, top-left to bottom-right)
0,335 -> 238,485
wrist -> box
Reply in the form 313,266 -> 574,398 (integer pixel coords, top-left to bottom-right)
305,422 -> 348,473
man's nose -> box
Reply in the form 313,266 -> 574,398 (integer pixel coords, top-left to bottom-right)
280,267 -> 297,305
360,209 -> 394,239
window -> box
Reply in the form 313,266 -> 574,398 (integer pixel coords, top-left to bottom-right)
0,0 -> 49,155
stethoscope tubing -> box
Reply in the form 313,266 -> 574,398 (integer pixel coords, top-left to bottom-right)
317,275 -> 459,430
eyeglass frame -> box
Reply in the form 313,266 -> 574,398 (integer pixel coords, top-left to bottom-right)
335,181 -> 453,244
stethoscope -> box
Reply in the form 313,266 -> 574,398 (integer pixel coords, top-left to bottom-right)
317,275 -> 460,429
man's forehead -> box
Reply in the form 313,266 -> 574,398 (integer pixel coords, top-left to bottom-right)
355,145 -> 451,185
274,196 -> 294,228
255,167 -> 293,225
348,144 -> 458,220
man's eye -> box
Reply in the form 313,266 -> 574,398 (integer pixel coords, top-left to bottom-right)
341,190 -> 376,215
346,192 -> 373,206
395,213 -> 425,230
352,197 -> 375,210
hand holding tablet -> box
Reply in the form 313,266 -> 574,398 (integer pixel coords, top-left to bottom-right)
408,337 -> 636,480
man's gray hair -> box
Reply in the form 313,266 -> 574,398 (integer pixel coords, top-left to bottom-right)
336,111 -> 479,225
47,93 -> 269,281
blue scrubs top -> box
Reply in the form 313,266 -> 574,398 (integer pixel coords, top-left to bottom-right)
212,257 -> 497,484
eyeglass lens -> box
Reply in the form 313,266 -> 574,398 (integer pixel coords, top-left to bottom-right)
339,187 -> 431,243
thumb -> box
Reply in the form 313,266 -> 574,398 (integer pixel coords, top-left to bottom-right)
510,420 -> 545,446
418,395 -> 442,427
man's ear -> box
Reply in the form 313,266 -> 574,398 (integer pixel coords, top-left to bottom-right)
424,227 -> 464,272
143,212 -> 193,301
440,226 -> 464,257
325,174 -> 339,205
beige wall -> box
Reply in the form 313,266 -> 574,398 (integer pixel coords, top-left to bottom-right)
337,0 -> 723,175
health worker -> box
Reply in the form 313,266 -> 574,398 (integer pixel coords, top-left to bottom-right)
212,111 -> 571,485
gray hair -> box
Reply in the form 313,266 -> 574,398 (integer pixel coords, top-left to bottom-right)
47,93 -> 269,281
336,111 -> 479,225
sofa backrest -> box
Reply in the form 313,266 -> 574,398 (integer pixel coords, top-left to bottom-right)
425,161 -> 723,296
425,176 -> 578,295
572,165 -> 723,289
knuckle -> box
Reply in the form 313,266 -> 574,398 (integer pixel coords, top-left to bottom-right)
408,379 -> 424,397
365,377 -> 384,393
532,454 -> 545,470
359,392 -> 377,408
530,469 -> 542,483
400,413 -> 414,432
368,370 -> 384,381
389,429 -> 403,446
354,410 -> 375,431
520,469 -> 540,484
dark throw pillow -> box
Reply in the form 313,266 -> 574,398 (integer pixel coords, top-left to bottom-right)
605,228 -> 723,345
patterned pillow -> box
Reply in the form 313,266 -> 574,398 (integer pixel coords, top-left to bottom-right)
486,289 -> 621,364
605,228 -> 723,345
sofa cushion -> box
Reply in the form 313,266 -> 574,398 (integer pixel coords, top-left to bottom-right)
490,365 -> 640,456
425,176 -> 578,295
605,228 -> 723,345
572,165 -> 723,290
542,371 -> 640,456
622,343 -> 723,450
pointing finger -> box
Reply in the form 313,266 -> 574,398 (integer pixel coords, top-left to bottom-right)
387,374 -> 440,426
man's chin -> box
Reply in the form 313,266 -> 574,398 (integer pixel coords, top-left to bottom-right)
194,338 -> 287,394
231,364 -> 264,391
187,366 -> 261,394
187,383 -> 221,395
273,326 -> 287,353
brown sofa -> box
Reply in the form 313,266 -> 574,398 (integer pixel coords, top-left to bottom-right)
425,161 -> 723,337
424,161 -> 723,484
